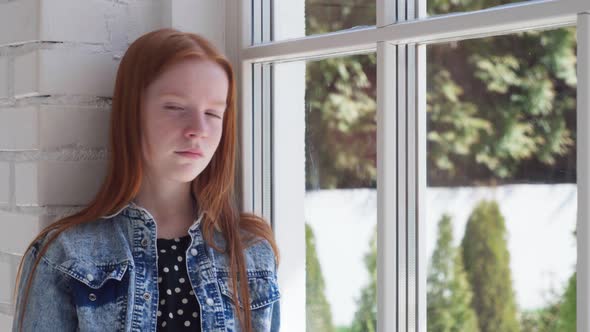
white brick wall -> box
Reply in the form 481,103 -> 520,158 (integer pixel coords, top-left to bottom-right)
39,106 -> 110,149
14,162 -> 38,206
39,49 -> 119,97
0,211 -> 43,255
13,50 -> 38,98
0,0 -> 115,46
0,57 -> 8,98
0,163 -> 9,205
0,107 -> 39,151
14,49 -> 119,98
14,161 -> 107,206
0,0 -> 39,45
40,0 -> 113,44
0,0 -> 228,328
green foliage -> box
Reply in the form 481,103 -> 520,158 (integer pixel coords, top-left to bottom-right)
427,214 -> 480,332
306,223 -> 336,332
349,226 -> 377,332
519,303 -> 561,332
304,0 -> 576,188
555,273 -> 576,332
427,27 -> 576,183
305,54 -> 377,190
461,200 -> 521,332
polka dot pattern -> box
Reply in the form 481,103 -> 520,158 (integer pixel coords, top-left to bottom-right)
156,234 -> 201,331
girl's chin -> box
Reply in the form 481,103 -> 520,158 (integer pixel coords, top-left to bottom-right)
170,168 -> 203,182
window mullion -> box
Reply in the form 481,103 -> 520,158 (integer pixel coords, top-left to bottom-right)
416,42 -> 427,332
577,12 -> 590,332
377,40 -> 398,332
377,0 -> 399,331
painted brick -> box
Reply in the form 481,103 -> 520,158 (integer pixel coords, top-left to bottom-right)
0,313 -> 13,331
169,0 -> 225,53
127,0 -> 163,43
14,49 -> 118,98
0,258 -> 16,310
39,106 -> 109,149
0,211 -> 42,255
13,51 -> 38,98
39,160 -> 107,205
0,0 -> 39,46
0,163 -> 9,205
0,57 -> 8,98
40,0 -> 113,44
0,107 -> 39,151
0,0 -> 120,46
14,162 -> 38,206
15,161 -> 107,206
39,49 -> 118,97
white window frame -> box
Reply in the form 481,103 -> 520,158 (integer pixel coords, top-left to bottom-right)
232,0 -> 590,331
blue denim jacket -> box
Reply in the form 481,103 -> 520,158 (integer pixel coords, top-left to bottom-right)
12,201 -> 281,331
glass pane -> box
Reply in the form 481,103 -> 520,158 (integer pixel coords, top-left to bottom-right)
428,0 -> 532,16
273,53 -> 377,331
426,27 -> 577,331
271,0 -> 376,42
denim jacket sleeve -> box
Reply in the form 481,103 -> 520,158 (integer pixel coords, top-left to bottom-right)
270,297 -> 280,332
269,253 -> 281,332
12,245 -> 78,332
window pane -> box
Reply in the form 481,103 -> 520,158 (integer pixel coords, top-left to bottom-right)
426,27 -> 577,331
273,53 -> 377,331
271,0 -> 375,42
428,0 -> 532,16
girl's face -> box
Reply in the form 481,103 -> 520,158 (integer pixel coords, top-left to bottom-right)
141,58 -> 229,183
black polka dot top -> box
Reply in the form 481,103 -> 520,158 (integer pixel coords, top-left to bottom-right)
156,234 -> 202,331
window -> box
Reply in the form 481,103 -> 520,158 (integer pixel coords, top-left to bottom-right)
237,0 -> 590,331
426,27 -> 577,332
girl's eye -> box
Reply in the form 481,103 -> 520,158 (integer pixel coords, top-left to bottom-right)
165,105 -> 184,111
206,112 -> 222,119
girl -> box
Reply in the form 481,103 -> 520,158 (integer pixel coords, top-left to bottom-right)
11,28 -> 280,332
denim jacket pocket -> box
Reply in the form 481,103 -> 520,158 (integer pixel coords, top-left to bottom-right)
218,271 -> 280,310
217,271 -> 280,331
54,259 -> 130,331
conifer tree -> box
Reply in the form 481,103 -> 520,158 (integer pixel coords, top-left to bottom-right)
306,223 -> 336,332
427,214 -> 480,332
461,200 -> 521,332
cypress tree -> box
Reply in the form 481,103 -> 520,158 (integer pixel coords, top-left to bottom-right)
427,214 -> 480,332
555,272 -> 576,332
350,227 -> 377,332
306,223 -> 336,332
461,200 -> 521,332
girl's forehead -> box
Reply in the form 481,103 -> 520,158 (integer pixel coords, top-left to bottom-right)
147,60 -> 228,97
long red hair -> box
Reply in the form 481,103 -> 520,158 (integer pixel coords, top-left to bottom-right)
13,28 -> 279,332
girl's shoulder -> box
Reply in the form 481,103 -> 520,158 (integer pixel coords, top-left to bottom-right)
210,230 -> 278,274
27,217 -> 132,270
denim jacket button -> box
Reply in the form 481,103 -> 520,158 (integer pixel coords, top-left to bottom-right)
141,238 -> 149,247
143,292 -> 151,301
206,298 -> 214,306
86,273 -> 94,282
89,293 -> 97,301
190,248 -> 198,256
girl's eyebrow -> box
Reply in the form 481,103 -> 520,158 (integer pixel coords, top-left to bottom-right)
159,93 -> 226,108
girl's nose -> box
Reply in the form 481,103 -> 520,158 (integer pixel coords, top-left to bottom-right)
184,113 -> 208,138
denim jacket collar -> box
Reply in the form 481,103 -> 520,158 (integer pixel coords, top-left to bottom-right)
99,199 -> 208,235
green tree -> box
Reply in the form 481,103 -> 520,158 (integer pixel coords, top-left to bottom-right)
304,0 -> 576,188
427,214 -> 480,332
461,200 -> 521,332
427,26 -> 576,185
555,272 -> 576,332
306,223 -> 336,332
519,296 -> 561,332
350,227 -> 377,332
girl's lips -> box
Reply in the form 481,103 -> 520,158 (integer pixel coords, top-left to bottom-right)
175,151 -> 203,159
